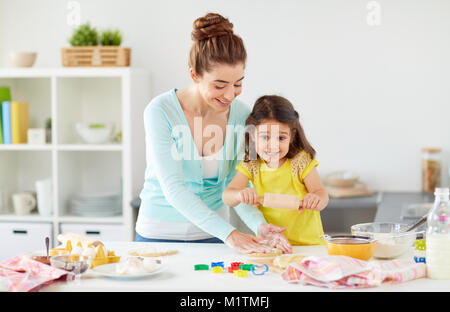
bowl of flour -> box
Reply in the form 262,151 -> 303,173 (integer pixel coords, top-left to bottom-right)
351,222 -> 418,259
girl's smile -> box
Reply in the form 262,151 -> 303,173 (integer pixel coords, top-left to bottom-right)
254,119 -> 292,168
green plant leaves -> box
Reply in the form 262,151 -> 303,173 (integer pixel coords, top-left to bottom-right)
69,23 -> 122,47
69,23 -> 99,46
100,29 -> 122,46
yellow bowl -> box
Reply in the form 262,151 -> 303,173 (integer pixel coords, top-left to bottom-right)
324,235 -> 375,261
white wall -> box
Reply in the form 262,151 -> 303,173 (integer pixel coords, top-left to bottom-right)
1,0 -> 449,192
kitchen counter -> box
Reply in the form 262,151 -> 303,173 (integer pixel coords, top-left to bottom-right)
4,241 -> 447,292
322,191 -> 436,233
375,192 -> 434,223
321,193 -> 380,233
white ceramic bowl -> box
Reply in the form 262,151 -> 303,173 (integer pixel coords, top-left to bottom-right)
76,122 -> 114,144
351,222 -> 419,259
10,52 -> 37,67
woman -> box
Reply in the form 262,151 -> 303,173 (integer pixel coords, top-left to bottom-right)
135,13 -> 291,254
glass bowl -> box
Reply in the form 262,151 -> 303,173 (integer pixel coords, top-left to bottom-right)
50,255 -> 92,275
322,234 -> 375,261
351,222 -> 419,259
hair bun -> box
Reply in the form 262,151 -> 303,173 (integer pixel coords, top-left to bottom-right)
192,13 -> 234,41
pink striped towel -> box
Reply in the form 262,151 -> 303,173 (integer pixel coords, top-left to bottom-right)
281,255 -> 427,289
0,255 -> 75,292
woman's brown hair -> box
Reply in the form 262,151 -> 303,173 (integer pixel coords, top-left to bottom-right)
244,95 -> 316,161
189,13 -> 246,76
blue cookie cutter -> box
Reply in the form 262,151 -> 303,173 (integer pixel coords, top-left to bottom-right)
211,261 -> 225,268
251,264 -> 269,276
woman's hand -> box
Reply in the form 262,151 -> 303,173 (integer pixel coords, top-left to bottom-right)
237,188 -> 260,207
225,230 -> 273,254
258,223 -> 292,254
299,193 -> 324,213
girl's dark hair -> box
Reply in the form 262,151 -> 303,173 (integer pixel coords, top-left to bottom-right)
189,13 -> 247,76
244,95 -> 316,161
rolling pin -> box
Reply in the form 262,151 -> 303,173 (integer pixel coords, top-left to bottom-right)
258,193 -> 302,210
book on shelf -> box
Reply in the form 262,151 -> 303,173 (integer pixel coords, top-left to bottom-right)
0,87 -> 12,144
1,100 -> 29,145
11,101 -> 29,144
0,104 -> 2,144
1,101 -> 11,144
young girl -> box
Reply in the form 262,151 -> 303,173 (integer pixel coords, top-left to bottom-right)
222,95 -> 329,245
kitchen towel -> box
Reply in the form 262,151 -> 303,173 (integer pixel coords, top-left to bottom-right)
0,255 -> 74,292
281,255 -> 427,289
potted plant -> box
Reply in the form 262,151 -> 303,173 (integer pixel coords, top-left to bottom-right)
69,22 -> 99,46
100,29 -> 122,46
61,22 -> 130,67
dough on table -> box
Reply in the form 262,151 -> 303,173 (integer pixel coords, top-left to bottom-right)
273,254 -> 306,269
245,253 -> 306,273
128,247 -> 178,257
245,248 -> 283,258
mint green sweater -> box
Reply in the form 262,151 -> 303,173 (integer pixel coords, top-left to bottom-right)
138,89 -> 267,241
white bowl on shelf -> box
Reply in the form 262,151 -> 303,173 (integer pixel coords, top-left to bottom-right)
10,52 -> 37,67
76,122 -> 114,144
324,171 -> 359,187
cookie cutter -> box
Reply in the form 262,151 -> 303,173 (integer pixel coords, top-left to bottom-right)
211,261 -> 224,268
212,266 -> 224,273
230,262 -> 243,269
239,264 -> 254,271
233,269 -> 248,278
251,264 -> 269,276
228,261 -> 243,273
194,264 -> 209,270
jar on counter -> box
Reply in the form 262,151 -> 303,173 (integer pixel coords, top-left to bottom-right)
421,148 -> 441,193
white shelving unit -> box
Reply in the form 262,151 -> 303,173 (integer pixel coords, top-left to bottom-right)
0,67 -> 150,258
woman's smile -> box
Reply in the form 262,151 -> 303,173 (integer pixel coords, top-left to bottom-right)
215,98 -> 232,107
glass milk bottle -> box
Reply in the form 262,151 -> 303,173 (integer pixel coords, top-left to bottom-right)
426,187 -> 450,279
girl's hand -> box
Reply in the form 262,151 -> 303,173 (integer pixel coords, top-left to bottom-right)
225,230 -> 273,254
258,223 -> 292,254
299,193 -> 323,213
237,188 -> 260,207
